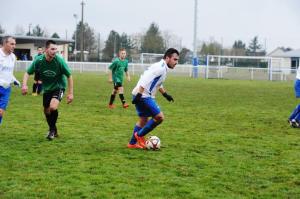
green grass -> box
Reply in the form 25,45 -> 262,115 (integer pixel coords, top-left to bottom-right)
1,72 -> 300,198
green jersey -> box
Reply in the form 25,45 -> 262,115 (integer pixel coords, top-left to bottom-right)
34,53 -> 43,60
27,54 -> 71,93
109,58 -> 128,83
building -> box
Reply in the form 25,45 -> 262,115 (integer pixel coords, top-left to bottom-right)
268,47 -> 300,70
0,34 -> 74,61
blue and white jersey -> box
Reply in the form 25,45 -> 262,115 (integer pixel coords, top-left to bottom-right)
132,59 -> 168,98
0,48 -> 16,88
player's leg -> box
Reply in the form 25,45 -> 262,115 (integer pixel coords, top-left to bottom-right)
44,89 -> 64,140
37,80 -> 42,95
128,117 -> 148,148
134,98 -> 163,147
32,79 -> 38,96
108,83 -> 118,108
289,79 -> 300,125
0,87 -> 11,125
118,85 -> 129,108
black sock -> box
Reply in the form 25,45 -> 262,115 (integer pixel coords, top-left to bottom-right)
119,94 -> 126,104
109,94 -> 116,105
32,83 -> 37,93
50,110 -> 58,131
45,113 -> 51,130
37,84 -> 42,94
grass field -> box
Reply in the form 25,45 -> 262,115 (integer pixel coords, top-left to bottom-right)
1,72 -> 300,198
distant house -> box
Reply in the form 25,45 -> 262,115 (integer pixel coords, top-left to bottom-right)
0,34 -> 74,61
268,47 -> 300,70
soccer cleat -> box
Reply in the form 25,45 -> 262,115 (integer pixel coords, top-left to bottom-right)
289,119 -> 300,128
46,130 -> 55,140
54,130 -> 59,137
134,132 -> 146,148
108,104 -> 116,109
123,103 -> 129,108
127,143 -> 143,149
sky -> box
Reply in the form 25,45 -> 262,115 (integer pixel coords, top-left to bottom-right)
1,0 -> 300,52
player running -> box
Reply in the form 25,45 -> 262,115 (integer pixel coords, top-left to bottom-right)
22,40 -> 74,140
32,46 -> 43,96
128,48 -> 179,149
108,48 -> 130,109
0,36 -> 20,125
288,65 -> 300,127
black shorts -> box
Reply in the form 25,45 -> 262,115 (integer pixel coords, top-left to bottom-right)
43,89 -> 65,108
34,72 -> 41,81
114,82 -> 122,90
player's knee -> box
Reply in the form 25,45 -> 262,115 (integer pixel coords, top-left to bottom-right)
49,106 -> 58,112
155,115 -> 164,123
0,109 -> 4,116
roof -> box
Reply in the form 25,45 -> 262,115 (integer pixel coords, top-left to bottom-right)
282,49 -> 300,58
0,34 -> 74,45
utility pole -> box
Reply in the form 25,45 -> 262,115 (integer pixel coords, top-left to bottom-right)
73,14 -> 78,62
192,0 -> 198,78
28,23 -> 32,36
80,0 -> 85,62
98,33 -> 100,62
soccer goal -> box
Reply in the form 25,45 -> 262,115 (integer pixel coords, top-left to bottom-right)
140,53 -> 164,64
203,55 -> 293,81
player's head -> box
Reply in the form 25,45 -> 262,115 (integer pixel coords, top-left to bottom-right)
45,40 -> 57,59
119,48 -> 127,60
2,36 -> 16,54
163,48 -> 179,69
37,46 -> 43,55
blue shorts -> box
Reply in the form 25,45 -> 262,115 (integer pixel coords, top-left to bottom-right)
295,79 -> 300,98
0,86 -> 11,110
133,96 -> 161,117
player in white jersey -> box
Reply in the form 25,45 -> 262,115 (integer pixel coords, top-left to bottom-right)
288,66 -> 300,127
0,36 -> 20,125
128,48 -> 179,149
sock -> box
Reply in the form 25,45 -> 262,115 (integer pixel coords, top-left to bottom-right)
119,94 -> 126,104
0,116 -> 2,124
109,94 -> 116,105
289,104 -> 300,120
45,113 -> 51,130
37,84 -> 42,94
32,83 -> 37,93
129,125 -> 142,144
50,110 -> 58,131
137,119 -> 161,137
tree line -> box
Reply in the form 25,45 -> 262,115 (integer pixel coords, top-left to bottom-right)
0,23 -> 288,64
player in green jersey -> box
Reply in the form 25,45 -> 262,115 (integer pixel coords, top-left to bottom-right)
108,48 -> 130,109
21,40 -> 74,140
32,46 -> 43,96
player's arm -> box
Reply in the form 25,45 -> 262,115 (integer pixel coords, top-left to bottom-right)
66,76 -> 74,104
21,61 -> 35,95
159,86 -> 174,102
125,71 -> 130,82
132,86 -> 144,104
108,61 -> 116,83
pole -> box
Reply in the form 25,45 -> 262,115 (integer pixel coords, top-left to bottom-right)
73,14 -> 78,62
192,0 -> 198,78
98,33 -> 100,62
80,1 -> 85,62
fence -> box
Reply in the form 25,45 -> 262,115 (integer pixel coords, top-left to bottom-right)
15,60 -> 296,81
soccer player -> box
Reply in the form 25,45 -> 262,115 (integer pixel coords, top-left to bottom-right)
21,40 -> 74,140
108,48 -> 130,109
32,46 -> 43,96
288,66 -> 300,127
128,48 -> 179,149
0,36 -> 20,125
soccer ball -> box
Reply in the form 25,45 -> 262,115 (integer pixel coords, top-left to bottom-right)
145,136 -> 161,150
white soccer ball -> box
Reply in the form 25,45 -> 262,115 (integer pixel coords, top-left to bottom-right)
145,136 -> 161,150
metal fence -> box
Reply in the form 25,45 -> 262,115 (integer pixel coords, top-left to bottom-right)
15,61 -> 296,81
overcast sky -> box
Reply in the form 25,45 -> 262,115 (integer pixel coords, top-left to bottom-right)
1,0 -> 300,52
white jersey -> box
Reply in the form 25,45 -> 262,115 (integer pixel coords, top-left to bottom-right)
0,48 -> 16,88
132,59 -> 168,98
296,66 -> 300,80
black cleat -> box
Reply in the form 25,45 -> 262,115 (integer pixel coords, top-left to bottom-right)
46,130 -> 55,140
54,130 -> 59,137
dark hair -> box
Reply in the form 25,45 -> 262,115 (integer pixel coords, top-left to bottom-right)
163,48 -> 179,59
2,35 -> 15,45
45,40 -> 56,48
37,46 -> 42,49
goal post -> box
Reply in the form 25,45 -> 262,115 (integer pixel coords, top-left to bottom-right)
140,53 -> 164,64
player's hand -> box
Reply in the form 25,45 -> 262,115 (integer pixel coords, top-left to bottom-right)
13,80 -> 21,87
132,93 -> 142,104
162,92 -> 174,102
67,93 -> 74,104
108,78 -> 113,83
21,85 -> 28,95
